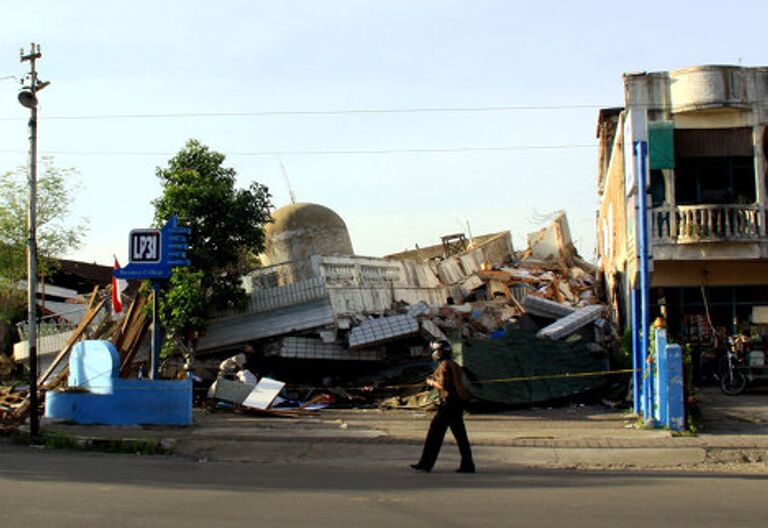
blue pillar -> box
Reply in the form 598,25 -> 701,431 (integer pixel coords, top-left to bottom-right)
655,328 -> 668,424
665,343 -> 685,431
631,288 -> 642,415
635,140 -> 652,421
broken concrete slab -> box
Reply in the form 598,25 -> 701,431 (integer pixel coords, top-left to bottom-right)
437,257 -> 465,285
198,299 -> 336,354
406,301 -> 431,319
275,336 -> 383,361
558,281 -> 576,302
348,314 -> 419,349
522,296 -> 576,319
460,274 -> 485,296
245,277 -> 327,313
420,318 -> 447,342
487,279 -> 510,298
526,210 -> 575,264
537,305 -> 605,341
208,378 -> 255,404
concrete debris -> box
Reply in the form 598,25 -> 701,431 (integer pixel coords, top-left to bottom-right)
460,274 -> 486,296
208,377 -> 255,405
270,336 -> 383,361
525,210 -> 576,265
0,385 -> 26,432
406,301 -> 431,319
242,377 -> 285,410
348,314 -> 419,349
420,318 -> 447,342
522,296 -> 576,319
219,353 -> 247,375
178,211 -> 613,413
536,305 -> 605,341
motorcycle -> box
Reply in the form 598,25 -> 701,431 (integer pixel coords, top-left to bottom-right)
719,334 -> 768,395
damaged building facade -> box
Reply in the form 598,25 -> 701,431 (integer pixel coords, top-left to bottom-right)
192,199 -> 611,408
597,65 -> 768,381
197,202 -> 515,364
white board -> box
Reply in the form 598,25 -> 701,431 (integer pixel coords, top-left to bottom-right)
242,377 -> 285,410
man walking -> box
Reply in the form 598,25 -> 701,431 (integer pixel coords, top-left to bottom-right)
411,340 -> 475,473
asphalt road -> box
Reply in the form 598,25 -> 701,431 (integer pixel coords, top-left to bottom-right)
0,444 -> 766,528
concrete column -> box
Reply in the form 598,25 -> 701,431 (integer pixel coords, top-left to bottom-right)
665,168 -> 677,239
655,328 -> 668,425
665,344 -> 686,432
754,126 -> 767,236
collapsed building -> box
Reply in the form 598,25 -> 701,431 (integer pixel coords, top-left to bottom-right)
196,203 -> 613,407
3,203 -> 614,424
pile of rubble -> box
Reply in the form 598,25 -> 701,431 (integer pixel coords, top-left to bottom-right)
0,285 -> 152,433
0,385 -> 27,433
195,211 -> 614,411
348,212 -> 604,347
1,211 -> 615,427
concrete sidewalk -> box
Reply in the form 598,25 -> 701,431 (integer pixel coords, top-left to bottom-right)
33,386 -> 768,471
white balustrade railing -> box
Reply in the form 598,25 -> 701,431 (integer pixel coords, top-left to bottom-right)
651,204 -> 766,243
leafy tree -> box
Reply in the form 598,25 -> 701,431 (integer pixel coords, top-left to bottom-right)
153,140 -> 272,356
0,158 -> 88,353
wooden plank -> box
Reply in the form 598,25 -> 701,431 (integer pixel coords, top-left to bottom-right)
476,269 -> 512,282
116,294 -> 150,375
115,294 -> 140,348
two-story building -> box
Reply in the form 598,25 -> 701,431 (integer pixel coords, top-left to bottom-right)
597,65 -> 768,383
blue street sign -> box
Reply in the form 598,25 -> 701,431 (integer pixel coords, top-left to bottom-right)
130,230 -> 161,263
114,216 -> 191,280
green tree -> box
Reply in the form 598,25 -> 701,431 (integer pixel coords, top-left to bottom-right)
153,140 -> 272,355
0,158 -> 88,353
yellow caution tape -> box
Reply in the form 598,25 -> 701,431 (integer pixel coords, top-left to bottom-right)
291,368 -> 640,392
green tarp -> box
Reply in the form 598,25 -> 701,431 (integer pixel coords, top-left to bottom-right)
649,121 -> 675,170
455,328 -> 609,407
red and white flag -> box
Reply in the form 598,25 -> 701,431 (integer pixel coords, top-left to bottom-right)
112,257 -> 128,314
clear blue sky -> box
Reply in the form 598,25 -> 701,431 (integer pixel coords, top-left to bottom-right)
1,1 -> 765,265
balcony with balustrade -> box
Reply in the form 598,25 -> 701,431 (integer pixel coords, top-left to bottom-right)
652,204 -> 766,243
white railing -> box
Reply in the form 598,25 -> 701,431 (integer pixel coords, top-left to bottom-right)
652,204 -> 767,244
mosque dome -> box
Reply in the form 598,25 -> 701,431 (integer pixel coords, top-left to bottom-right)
261,202 -> 354,266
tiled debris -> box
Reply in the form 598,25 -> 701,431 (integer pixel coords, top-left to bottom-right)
349,314 -> 419,349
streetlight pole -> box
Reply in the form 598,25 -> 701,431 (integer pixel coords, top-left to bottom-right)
19,43 -> 49,438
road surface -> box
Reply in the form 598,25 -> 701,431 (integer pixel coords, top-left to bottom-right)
0,443 -> 765,527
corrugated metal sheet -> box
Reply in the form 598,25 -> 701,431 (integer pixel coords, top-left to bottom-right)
198,299 -> 336,353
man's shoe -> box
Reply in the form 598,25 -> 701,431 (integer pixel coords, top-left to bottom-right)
410,464 -> 431,472
456,466 -> 475,473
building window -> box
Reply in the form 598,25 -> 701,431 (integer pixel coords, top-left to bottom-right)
674,156 -> 755,204
650,169 -> 666,207
673,127 -> 755,205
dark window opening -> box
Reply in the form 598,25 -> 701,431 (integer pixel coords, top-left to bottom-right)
674,156 -> 755,205
764,128 -> 768,196
649,169 -> 666,207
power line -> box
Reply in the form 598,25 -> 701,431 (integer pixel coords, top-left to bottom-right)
0,143 -> 597,157
0,103 -> 610,121
4,100 -> 767,122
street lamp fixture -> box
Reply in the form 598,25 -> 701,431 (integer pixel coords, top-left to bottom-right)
17,89 -> 37,109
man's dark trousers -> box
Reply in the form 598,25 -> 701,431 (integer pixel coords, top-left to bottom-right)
416,401 -> 474,470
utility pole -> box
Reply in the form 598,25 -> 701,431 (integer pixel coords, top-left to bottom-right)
19,43 -> 50,438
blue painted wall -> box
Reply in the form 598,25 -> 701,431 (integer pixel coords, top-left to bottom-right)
45,340 -> 192,426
